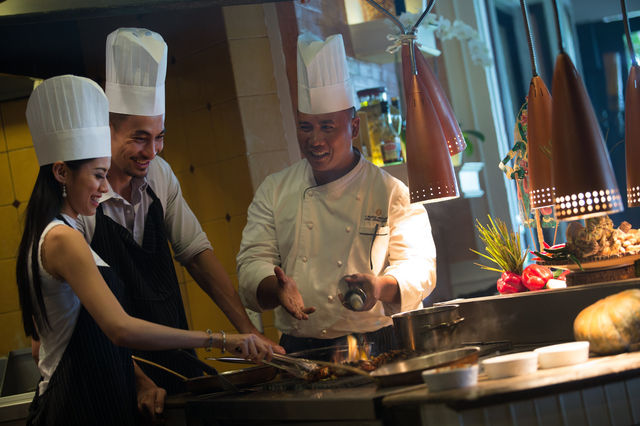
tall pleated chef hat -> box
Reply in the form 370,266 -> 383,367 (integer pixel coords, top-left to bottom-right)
26,75 -> 111,166
297,33 -> 356,114
105,27 -> 167,116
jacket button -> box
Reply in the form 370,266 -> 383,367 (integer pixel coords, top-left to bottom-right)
345,226 -> 351,233
307,222 -> 313,229
327,295 -> 334,302
301,256 -> 308,263
321,329 -> 327,335
337,260 -> 343,266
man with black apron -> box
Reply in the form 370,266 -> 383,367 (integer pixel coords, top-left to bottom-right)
76,28 -> 283,395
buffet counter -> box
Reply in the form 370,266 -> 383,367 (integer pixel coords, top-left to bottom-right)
166,350 -> 640,426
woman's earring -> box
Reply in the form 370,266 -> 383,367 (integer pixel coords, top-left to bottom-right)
62,184 -> 67,198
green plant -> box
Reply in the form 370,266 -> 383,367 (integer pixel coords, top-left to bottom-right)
470,215 -> 527,275
462,129 -> 485,157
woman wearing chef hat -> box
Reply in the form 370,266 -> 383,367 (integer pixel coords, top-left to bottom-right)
16,75 -> 272,425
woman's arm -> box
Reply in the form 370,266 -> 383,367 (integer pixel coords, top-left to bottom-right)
41,225 -> 271,360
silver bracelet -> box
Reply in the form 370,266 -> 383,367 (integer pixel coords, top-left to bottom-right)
220,330 -> 226,353
205,329 -> 213,352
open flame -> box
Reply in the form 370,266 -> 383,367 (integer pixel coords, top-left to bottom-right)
346,335 -> 369,363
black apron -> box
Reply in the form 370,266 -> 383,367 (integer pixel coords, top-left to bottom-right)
90,186 -> 202,394
27,264 -> 137,426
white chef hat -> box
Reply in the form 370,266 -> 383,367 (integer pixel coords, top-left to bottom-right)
105,27 -> 167,116
297,33 -> 356,114
26,75 -> 111,166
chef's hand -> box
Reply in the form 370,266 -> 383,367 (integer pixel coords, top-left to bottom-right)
344,273 -> 400,309
274,266 -> 316,320
136,378 -> 166,425
227,333 -> 275,363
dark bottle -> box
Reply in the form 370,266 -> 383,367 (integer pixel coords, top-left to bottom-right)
338,276 -> 371,312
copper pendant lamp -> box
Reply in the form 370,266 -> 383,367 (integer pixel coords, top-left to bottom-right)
520,0 -> 554,209
364,0 -> 460,204
550,0 -> 622,220
413,42 -> 466,156
621,0 -> 640,207
403,43 -> 459,203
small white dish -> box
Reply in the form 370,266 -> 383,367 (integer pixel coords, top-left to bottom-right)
421,364 -> 479,391
534,341 -> 589,369
481,351 -> 538,379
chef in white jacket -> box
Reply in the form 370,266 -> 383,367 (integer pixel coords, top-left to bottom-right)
237,33 -> 437,355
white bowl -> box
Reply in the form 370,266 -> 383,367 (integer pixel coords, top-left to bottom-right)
534,341 -> 590,369
421,364 -> 479,391
481,351 -> 538,379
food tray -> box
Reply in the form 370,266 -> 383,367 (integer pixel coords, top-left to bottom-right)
537,253 -> 640,271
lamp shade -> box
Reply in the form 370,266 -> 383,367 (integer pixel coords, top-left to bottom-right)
402,43 -> 459,204
551,52 -> 623,220
413,43 -> 466,156
527,76 -> 555,209
626,65 -> 640,207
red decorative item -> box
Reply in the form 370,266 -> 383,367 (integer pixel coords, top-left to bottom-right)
522,264 -> 553,290
497,271 -> 526,294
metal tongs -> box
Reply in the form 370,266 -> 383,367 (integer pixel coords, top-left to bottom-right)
267,353 -> 372,380
210,353 -> 373,380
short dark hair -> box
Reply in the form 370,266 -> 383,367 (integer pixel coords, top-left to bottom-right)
109,112 -> 131,131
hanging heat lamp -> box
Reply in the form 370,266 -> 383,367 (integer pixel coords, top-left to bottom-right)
550,0 -> 623,220
412,30 -> 466,156
621,0 -> 640,207
520,0 -> 554,210
364,0 -> 460,204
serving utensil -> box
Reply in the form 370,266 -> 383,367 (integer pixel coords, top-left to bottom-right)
132,353 -> 239,392
213,353 -> 373,381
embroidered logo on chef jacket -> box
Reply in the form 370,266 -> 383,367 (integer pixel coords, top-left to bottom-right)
360,211 -> 390,272
361,214 -> 388,232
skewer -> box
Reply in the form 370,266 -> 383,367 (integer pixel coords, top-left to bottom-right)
132,355 -> 188,381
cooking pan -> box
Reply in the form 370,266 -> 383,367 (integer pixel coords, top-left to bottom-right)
133,352 -> 278,394
369,346 -> 480,387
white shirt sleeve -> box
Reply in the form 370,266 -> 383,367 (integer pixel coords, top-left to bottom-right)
381,182 -> 437,314
236,177 -> 280,312
152,157 -> 213,265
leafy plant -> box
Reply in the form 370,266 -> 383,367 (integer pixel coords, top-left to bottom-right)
470,215 -> 527,275
462,129 -> 485,157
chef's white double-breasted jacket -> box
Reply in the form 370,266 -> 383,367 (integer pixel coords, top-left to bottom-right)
237,155 -> 437,339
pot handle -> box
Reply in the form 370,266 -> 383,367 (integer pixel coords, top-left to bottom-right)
419,316 -> 465,330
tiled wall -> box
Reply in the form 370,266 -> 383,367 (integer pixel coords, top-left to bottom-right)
0,98 -> 37,356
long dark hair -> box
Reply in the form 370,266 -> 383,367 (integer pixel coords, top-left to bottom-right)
16,159 -> 91,338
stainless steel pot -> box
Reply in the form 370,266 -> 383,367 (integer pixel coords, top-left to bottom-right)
391,305 -> 464,353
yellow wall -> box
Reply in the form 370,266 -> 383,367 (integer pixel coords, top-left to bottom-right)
0,98 -> 37,356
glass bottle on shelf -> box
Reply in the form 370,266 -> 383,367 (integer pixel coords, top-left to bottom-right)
356,87 -> 387,167
390,97 -> 407,164
380,100 -> 404,166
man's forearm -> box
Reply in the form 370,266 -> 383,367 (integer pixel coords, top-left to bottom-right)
185,249 -> 259,333
256,275 -> 280,310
